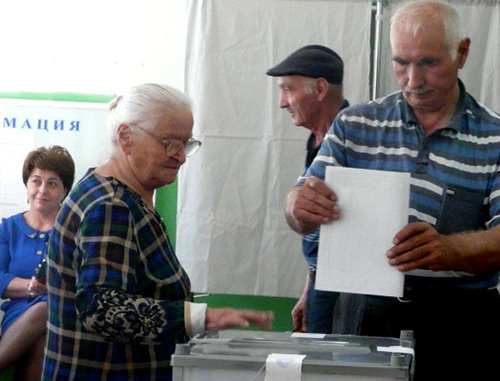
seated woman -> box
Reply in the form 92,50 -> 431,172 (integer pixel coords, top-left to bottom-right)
0,145 -> 75,381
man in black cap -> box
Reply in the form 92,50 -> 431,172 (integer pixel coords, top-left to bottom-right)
267,45 -> 350,334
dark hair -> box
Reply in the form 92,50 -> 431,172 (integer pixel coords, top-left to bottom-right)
22,145 -> 75,195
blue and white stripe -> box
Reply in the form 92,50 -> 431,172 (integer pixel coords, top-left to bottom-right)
298,81 -> 500,285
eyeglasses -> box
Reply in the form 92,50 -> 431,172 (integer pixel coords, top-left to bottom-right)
133,125 -> 201,157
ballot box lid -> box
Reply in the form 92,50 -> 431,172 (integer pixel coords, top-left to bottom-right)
172,330 -> 414,379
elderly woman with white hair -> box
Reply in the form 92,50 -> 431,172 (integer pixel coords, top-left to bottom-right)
42,83 -> 273,380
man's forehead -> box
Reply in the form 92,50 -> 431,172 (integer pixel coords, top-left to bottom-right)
391,30 -> 449,57
278,75 -> 309,86
391,22 -> 446,47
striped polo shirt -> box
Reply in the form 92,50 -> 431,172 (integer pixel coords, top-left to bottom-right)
299,80 -> 500,289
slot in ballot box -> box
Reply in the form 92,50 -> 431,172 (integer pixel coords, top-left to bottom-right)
171,330 -> 414,380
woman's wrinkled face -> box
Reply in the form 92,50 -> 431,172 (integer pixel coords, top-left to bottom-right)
26,167 -> 66,214
129,106 -> 194,190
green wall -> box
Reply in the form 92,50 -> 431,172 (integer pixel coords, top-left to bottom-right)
155,181 -> 179,248
0,92 -> 114,103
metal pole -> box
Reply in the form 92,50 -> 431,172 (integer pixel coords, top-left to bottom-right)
372,0 -> 384,100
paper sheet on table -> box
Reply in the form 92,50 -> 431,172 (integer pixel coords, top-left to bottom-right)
316,167 -> 410,297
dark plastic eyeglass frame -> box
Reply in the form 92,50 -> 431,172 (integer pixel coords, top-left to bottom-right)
133,124 -> 201,157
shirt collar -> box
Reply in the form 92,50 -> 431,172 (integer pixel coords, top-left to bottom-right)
14,212 -> 50,238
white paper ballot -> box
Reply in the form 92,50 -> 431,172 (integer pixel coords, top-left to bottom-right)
316,167 -> 410,297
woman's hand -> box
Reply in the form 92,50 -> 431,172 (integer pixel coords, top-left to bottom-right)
205,308 -> 274,331
28,276 -> 47,298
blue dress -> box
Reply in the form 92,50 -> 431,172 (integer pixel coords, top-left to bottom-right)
0,212 -> 49,333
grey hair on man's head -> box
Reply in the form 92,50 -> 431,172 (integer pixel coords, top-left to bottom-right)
107,83 -> 192,147
390,1 -> 464,59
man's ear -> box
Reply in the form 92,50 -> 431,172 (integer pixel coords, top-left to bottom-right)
316,78 -> 330,101
456,37 -> 470,69
117,123 -> 133,153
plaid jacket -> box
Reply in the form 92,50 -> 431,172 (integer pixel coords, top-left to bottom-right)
42,169 -> 191,380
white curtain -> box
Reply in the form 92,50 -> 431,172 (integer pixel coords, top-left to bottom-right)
178,0 -> 372,297
376,0 -> 500,112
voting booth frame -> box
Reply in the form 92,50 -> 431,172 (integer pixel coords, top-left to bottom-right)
0,91 -> 297,336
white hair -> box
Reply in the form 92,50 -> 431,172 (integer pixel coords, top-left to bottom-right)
390,1 -> 464,59
107,83 -> 192,149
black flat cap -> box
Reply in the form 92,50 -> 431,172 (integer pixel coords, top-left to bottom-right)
266,45 -> 343,85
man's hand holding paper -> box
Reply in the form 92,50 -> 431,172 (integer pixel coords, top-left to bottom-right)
386,221 -> 499,274
285,177 -> 340,234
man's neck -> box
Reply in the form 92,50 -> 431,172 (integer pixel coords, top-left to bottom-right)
412,86 -> 460,135
414,100 -> 458,135
310,100 -> 344,146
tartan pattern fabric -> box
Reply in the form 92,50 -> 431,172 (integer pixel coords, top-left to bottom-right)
42,169 -> 191,380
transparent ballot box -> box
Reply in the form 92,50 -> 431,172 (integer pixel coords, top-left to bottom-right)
171,330 -> 414,380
